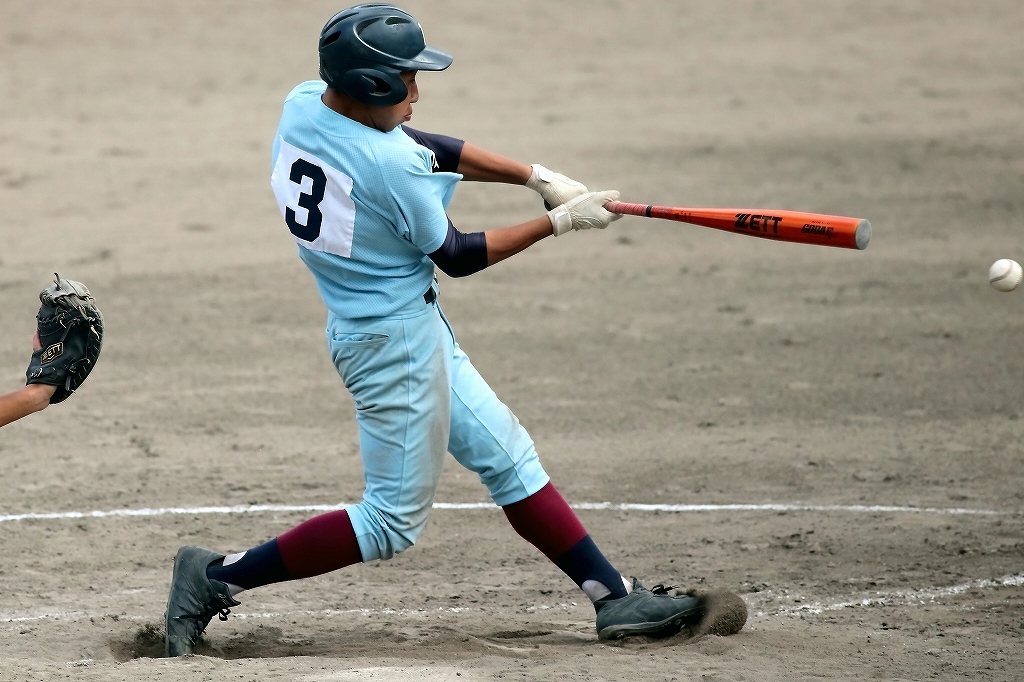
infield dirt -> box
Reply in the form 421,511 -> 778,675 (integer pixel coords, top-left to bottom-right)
2,1 -> 1024,680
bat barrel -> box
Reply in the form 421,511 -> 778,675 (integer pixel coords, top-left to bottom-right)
605,201 -> 871,251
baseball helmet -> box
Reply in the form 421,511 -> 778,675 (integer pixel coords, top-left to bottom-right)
319,4 -> 453,106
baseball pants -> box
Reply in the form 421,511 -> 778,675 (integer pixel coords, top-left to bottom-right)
327,294 -> 550,562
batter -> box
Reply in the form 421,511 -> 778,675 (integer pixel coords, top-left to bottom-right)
165,4 -> 709,655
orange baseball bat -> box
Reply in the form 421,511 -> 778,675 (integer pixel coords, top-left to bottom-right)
605,201 -> 871,250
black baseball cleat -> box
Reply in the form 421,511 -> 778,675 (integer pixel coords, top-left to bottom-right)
164,546 -> 240,657
594,578 -> 706,641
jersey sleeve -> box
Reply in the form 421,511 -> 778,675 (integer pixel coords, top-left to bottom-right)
400,126 -> 465,173
376,138 -> 462,255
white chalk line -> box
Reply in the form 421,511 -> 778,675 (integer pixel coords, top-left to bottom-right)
4,573 -> 1023,627
753,572 -> 1024,618
1,605 -> 476,625
2,502 -> 1016,626
0,501 -> 1013,525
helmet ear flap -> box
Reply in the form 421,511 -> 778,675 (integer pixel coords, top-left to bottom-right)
338,67 -> 408,106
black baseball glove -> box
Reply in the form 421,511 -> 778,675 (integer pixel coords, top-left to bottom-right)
25,275 -> 104,404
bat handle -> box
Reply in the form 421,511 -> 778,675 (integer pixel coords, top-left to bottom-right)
605,200 -> 650,217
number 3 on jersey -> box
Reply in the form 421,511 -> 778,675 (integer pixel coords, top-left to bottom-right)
271,138 -> 356,258
285,159 -> 325,241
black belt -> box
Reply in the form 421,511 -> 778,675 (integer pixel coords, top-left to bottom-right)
423,287 -> 437,305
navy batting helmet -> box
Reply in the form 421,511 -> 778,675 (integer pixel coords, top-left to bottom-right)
319,4 -> 453,107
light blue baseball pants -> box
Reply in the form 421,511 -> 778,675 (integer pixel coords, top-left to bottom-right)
326,295 -> 550,562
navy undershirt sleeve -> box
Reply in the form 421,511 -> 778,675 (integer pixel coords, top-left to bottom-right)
429,218 -> 488,278
404,127 -> 480,275
402,125 -> 465,173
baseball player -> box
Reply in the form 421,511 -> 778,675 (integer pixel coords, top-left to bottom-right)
166,4 -> 730,655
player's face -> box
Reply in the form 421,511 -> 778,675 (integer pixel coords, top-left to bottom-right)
367,71 -> 418,132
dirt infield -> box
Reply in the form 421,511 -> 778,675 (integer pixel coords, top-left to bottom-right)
2,1 -> 1023,679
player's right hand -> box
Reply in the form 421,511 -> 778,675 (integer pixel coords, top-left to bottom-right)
547,190 -> 622,236
526,164 -> 589,210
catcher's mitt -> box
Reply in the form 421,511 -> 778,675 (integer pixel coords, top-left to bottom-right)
25,274 -> 104,404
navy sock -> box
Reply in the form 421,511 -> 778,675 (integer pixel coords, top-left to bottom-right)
206,538 -> 291,590
553,536 -> 628,601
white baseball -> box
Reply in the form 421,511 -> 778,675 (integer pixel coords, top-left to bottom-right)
989,259 -> 1023,292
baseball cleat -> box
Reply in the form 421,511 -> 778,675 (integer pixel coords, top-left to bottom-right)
164,546 -> 240,657
595,578 -> 705,641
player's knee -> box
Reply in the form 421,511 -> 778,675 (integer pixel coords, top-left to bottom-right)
384,517 -> 428,558
363,505 -> 432,561
479,458 -> 549,507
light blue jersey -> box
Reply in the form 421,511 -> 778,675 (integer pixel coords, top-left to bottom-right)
270,81 -> 461,319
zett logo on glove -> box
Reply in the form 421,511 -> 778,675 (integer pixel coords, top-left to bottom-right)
40,342 -> 64,364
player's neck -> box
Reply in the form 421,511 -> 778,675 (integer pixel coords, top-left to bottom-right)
321,88 -> 397,133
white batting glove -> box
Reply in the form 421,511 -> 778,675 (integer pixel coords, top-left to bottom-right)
526,164 -> 589,209
547,190 -> 622,236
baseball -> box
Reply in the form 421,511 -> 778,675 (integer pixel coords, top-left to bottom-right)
989,259 -> 1023,292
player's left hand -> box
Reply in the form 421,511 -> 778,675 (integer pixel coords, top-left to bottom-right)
526,164 -> 589,210
547,190 -> 622,236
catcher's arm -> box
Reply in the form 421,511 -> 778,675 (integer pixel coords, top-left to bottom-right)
0,333 -> 56,427
0,385 -> 55,427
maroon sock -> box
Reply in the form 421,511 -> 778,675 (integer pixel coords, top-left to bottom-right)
276,509 -> 364,579
503,483 -> 627,599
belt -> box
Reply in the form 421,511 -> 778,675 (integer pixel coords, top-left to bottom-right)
423,286 -> 437,305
